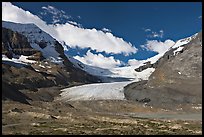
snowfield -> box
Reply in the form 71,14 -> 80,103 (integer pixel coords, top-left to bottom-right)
57,81 -> 131,101
2,54 -> 36,66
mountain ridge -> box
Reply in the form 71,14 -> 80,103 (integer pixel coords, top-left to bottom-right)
2,21 -> 101,103
124,31 -> 202,111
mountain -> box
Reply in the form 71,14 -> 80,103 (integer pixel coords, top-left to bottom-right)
1,21 -> 155,103
55,32 -> 202,102
124,31 -> 202,111
2,21 -> 101,103
2,21 -> 202,110
67,35 -> 200,83
67,55 -> 155,82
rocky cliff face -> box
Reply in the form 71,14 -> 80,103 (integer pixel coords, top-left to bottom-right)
124,32 -> 202,111
2,27 -> 43,60
2,21 -> 100,103
134,61 -> 157,72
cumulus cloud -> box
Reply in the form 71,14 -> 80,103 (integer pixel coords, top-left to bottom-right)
147,30 -> 164,38
143,27 -> 164,38
74,50 -> 122,69
53,23 -> 137,55
40,5 -> 71,24
128,39 -> 175,66
198,16 -> 202,19
144,28 -> 151,32
102,28 -> 111,32
141,39 -> 175,54
127,59 -> 143,66
140,44 -> 149,51
2,2 -> 59,39
2,2 -> 137,56
67,20 -> 82,27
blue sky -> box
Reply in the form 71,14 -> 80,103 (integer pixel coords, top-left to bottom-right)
6,2 -> 202,67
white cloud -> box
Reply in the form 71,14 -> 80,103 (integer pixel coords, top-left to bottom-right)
102,28 -> 111,32
40,5 -> 71,24
144,28 -> 151,32
53,23 -> 137,55
147,30 -> 164,38
140,45 -> 149,51
41,5 -> 68,17
2,2 -> 137,56
74,50 -> 122,69
143,28 -> 164,38
2,2 -> 59,38
198,16 -> 202,19
159,30 -> 164,36
141,39 -> 175,54
67,20 -> 82,27
52,18 -> 60,24
129,39 -> 175,66
127,59 -> 143,66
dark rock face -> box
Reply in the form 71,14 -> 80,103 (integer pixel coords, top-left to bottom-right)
2,81 -> 31,105
37,41 -> 47,49
135,61 -> 158,72
54,40 -> 100,83
124,32 -> 202,110
2,63 -> 56,90
2,28 -> 43,59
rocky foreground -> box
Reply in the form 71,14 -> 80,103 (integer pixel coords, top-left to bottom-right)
2,96 -> 202,135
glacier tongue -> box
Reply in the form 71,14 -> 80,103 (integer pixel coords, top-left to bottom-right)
57,81 -> 131,101
57,68 -> 155,101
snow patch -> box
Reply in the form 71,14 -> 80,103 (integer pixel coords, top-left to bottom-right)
2,54 -> 36,65
172,33 -> 197,49
173,47 -> 184,55
145,52 -> 165,64
19,55 -> 36,64
35,69 -> 40,72
2,55 -> 26,65
39,64 -> 45,68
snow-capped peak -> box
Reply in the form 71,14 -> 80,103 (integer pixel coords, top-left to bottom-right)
2,21 -> 63,64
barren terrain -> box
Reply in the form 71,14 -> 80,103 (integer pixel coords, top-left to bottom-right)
2,95 -> 202,135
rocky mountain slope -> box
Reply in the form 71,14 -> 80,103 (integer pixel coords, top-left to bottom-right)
124,31 -> 202,111
2,21 -> 100,103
